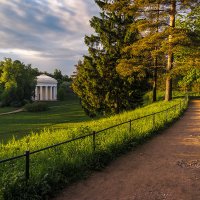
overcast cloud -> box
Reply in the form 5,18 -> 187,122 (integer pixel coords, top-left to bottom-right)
0,0 -> 99,75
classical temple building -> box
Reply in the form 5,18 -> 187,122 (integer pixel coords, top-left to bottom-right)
34,74 -> 57,101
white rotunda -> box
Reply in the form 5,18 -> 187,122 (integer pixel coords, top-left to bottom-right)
34,74 -> 57,101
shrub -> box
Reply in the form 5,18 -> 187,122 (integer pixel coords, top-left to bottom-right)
24,102 -> 49,112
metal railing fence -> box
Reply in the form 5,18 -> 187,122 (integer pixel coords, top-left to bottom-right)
0,97 -> 188,182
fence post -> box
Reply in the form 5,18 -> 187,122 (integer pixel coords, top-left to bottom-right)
165,109 -> 168,123
25,150 -> 30,182
152,114 -> 155,128
129,120 -> 132,133
92,131 -> 96,152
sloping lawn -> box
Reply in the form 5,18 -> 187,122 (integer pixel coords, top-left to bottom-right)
0,95 -> 90,143
0,97 -> 187,200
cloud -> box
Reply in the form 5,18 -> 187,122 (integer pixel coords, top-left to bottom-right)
0,49 -> 42,58
0,0 -> 100,75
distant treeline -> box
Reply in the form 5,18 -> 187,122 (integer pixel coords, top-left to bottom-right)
0,58 -> 72,106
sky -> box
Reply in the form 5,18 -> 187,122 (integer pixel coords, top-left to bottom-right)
0,0 -> 100,76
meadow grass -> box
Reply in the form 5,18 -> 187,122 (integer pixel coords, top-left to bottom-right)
0,94 -> 90,143
0,91 -> 195,143
143,90 -> 198,105
0,97 -> 188,199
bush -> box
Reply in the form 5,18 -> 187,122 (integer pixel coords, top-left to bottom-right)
57,82 -> 73,101
24,102 -> 49,112
143,91 -> 165,105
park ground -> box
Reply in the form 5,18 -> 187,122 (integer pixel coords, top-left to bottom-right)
0,91 -> 189,144
54,100 -> 200,200
0,94 -> 91,143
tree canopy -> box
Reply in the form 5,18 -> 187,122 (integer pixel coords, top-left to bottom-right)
72,0 -> 148,116
0,58 -> 38,106
108,0 -> 199,101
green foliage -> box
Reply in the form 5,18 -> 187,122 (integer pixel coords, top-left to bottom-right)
53,69 -> 71,87
72,0 -> 148,116
0,98 -> 187,199
143,91 -> 165,105
178,68 -> 200,92
109,0 -> 199,101
24,102 -> 49,112
57,82 -> 72,101
176,5 -> 200,32
0,58 -> 38,107
173,6 -> 200,92
174,5 -> 200,80
143,90 -> 187,105
43,69 -> 71,87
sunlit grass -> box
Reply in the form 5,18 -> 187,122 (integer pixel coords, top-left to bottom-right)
0,97 -> 188,199
0,94 -> 91,143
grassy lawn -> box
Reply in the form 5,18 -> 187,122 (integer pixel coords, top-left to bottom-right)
0,91 -> 192,144
0,92 -> 197,143
0,94 -> 90,143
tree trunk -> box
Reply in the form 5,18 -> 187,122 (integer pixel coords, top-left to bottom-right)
152,3 -> 160,102
165,0 -> 176,101
152,58 -> 158,102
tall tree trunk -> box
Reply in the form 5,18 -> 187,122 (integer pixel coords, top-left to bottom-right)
152,57 -> 158,102
165,0 -> 176,101
152,3 -> 160,102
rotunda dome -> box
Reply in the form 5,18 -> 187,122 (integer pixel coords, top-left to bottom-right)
37,74 -> 57,84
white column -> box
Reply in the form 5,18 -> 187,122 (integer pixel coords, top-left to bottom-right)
40,86 -> 43,100
35,86 -> 38,100
52,86 -> 55,100
45,86 -> 48,100
50,86 -> 52,100
54,86 -> 57,100
53,86 -> 56,100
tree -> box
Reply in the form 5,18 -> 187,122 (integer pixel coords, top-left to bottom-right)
174,4 -> 200,70
111,0 -> 199,101
112,2 -> 167,102
0,58 -> 38,106
53,69 -> 71,85
178,68 -> 200,93
173,5 -> 200,92
72,0 -> 147,116
57,82 -> 72,100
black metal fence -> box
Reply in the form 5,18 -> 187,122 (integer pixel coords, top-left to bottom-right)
0,98 -> 188,182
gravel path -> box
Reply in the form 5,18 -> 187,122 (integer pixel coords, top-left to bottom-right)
54,100 -> 200,200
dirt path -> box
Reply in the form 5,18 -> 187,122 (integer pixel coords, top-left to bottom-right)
0,108 -> 23,116
54,100 -> 200,200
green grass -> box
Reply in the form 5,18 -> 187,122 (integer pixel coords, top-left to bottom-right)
0,94 -> 90,143
0,97 -> 188,200
143,90 -> 198,106
0,91 -> 194,143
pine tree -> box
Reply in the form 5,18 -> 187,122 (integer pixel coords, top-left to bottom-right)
114,2 -> 167,102
72,0 -> 147,116
111,0 -> 199,101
